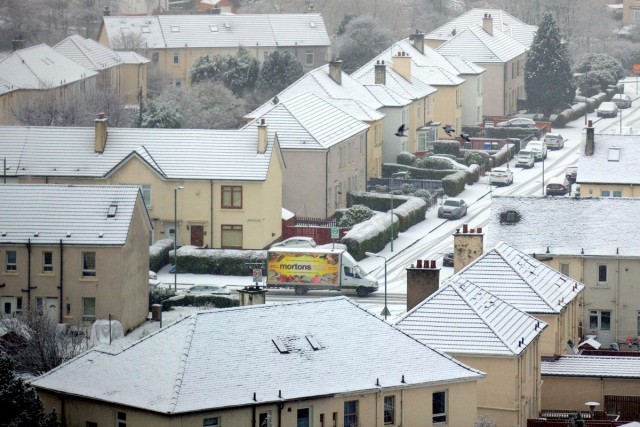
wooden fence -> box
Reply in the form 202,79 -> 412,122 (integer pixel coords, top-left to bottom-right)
606,395 -> 640,421
281,216 -> 349,245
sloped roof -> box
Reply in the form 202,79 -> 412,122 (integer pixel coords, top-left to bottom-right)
487,196 -> 640,257
0,184 -> 146,246
436,25 -> 528,63
245,64 -> 385,122
395,278 -> 546,356
426,8 -> 537,47
0,125 -> 276,181
115,51 -> 151,64
577,134 -> 640,184
32,297 -> 483,414
244,92 -> 369,150
542,355 -> 640,378
455,241 -> 583,314
362,84 -> 413,107
102,14 -> 330,50
442,54 -> 485,75
352,64 -> 437,102
54,35 -> 123,71
0,44 -> 97,94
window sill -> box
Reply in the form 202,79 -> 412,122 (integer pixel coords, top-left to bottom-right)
40,272 -> 55,277
79,277 -> 98,282
3,271 -> 18,276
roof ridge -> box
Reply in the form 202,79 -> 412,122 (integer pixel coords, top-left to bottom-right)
493,245 -> 558,312
169,315 -> 198,413
69,35 -> 102,69
14,50 -> 45,87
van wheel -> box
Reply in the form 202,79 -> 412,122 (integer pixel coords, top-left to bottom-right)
356,286 -> 369,297
294,287 -> 308,295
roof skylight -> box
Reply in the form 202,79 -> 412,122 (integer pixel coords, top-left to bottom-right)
170,25 -> 180,32
608,146 -> 621,162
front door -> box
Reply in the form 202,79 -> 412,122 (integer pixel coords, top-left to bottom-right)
190,225 -> 204,247
45,297 -> 59,322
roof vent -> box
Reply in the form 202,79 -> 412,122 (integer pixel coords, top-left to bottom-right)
170,25 -> 180,32
66,232 -> 71,237
224,22 -> 230,28
210,25 -> 219,32
107,204 -> 117,218
1,232 -> 6,237
305,334 -> 322,350
141,26 -> 150,33
500,210 -> 521,224
272,338 -> 289,354
34,232 -> 39,237
310,21 -> 316,28
608,146 -> 621,162
99,233 -> 104,238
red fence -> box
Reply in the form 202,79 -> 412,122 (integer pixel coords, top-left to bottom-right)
281,216 -> 350,245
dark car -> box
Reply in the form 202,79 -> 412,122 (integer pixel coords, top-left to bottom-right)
442,252 -> 454,267
496,117 -> 537,128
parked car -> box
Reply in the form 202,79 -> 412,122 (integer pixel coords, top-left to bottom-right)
515,149 -> 535,168
565,166 -> 578,184
526,140 -> 547,161
544,133 -> 565,150
545,177 -> 569,196
442,251 -> 454,267
495,117 -> 537,128
271,236 -> 317,248
597,102 -> 619,118
149,271 -> 161,288
488,167 -> 514,186
612,94 -> 632,109
438,198 -> 468,219
183,285 -> 231,296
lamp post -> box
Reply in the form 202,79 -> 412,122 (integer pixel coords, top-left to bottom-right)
390,191 -> 394,252
542,153 -> 545,196
365,252 -> 390,320
174,185 -> 184,292
585,401 -> 600,419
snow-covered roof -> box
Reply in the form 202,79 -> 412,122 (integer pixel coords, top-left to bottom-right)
101,14 -> 330,50
487,196 -> 640,257
577,134 -> 640,185
53,35 -> 123,71
426,8 -> 537,47
0,184 -> 146,246
0,125 -> 277,181
362,84 -> 413,107
114,51 -> 150,64
244,92 -> 369,150
436,25 -> 528,63
0,44 -> 97,95
245,64 -> 385,122
454,241 -> 583,314
395,278 -> 547,356
32,297 -> 483,414
352,63 -> 438,103
541,355 -> 640,378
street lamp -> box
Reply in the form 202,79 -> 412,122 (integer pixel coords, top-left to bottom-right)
365,252 -> 390,320
174,185 -> 184,291
585,401 -> 600,419
159,294 -> 185,328
390,191 -> 394,252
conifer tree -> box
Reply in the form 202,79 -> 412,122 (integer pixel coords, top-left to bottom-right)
524,13 -> 576,116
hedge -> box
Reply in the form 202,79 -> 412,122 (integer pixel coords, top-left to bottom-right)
347,192 -> 427,232
172,246 -> 267,275
341,212 -> 399,261
382,163 -> 458,180
416,156 -> 456,170
442,171 -> 467,196
433,141 -> 460,157
466,164 -> 481,185
396,151 -> 416,165
161,295 -> 239,311
461,126 -> 543,140
490,143 -> 516,168
392,196 -> 427,231
149,239 -> 174,273
348,191 -> 407,212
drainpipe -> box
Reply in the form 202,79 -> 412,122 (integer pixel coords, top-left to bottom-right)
325,149 -> 329,218
210,180 -> 214,247
58,239 -> 64,323
616,258 -> 620,343
278,402 -> 284,427
26,239 -> 33,309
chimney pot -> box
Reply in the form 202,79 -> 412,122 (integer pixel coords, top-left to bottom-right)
417,259 -> 423,268
430,260 -> 436,269
423,260 -> 429,269
462,224 -> 468,233
477,227 -> 483,233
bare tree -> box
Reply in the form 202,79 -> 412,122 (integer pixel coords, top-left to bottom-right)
0,308 -> 91,375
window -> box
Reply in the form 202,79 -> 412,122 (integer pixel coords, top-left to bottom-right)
305,50 -> 314,65
173,52 -> 179,64
258,412 -> 272,427
36,297 -> 44,315
140,185 -> 152,207
613,190 -> 622,197
86,422 -> 97,427
43,251 -> 53,273
601,190 -> 611,197
83,298 -> 96,321
116,411 -> 126,427
433,391 -> 447,424
203,417 -> 220,426
152,52 -> 159,64
417,127 -> 437,151
6,250 -> 17,271
384,395 -> 395,425
82,252 -> 96,277
560,263 -> 570,276
344,400 -> 358,427
598,264 -> 607,283
590,310 -> 611,331
221,225 -> 242,248
637,311 -> 640,337
297,408 -> 310,427
221,186 -> 242,209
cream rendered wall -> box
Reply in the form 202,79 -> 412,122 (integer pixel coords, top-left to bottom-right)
542,376 -> 640,410
425,39 -> 445,49
504,53 -> 526,115
579,184 -> 640,198
282,149 -> 327,217
479,63 -> 506,117
431,85 -> 463,135
460,73 -> 484,126
38,379 -> 479,427
366,119 -> 384,179
118,62 -> 148,104
0,92 -> 14,125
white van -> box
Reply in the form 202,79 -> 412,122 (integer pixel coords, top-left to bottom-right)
515,149 -> 535,168
526,140 -> 547,161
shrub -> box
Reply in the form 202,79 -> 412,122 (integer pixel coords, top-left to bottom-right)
433,141 -> 460,157
464,151 -> 489,168
349,191 -> 406,212
400,183 -> 416,194
176,246 -> 267,275
442,171 -> 466,196
342,212 -> 398,260
150,239 -> 174,273
415,156 -> 454,170
338,205 -> 375,227
382,163 -> 457,180
396,151 -> 416,166
162,295 -> 239,311
466,164 -> 481,184
149,287 -> 177,310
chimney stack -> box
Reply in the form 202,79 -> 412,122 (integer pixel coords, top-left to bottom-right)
374,60 -> 386,85
11,38 -> 25,52
483,13 -> 493,36
94,112 -> 108,153
258,118 -> 267,154
103,5 -> 111,16
585,120 -> 595,156
392,51 -> 411,81
329,59 -> 342,85
410,30 -> 425,55
406,260 -> 440,311
238,286 -> 267,306
453,225 -> 484,273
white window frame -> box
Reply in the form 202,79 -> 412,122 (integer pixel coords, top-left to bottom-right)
83,297 -> 96,322
140,185 -> 152,208
203,417 -> 220,427
6,250 -> 17,271
597,264 -> 608,284
433,390 -> 447,424
173,52 -> 180,65
384,395 -> 395,425
590,310 -> 611,332
82,252 -> 96,277
43,251 -> 53,273
344,400 -> 358,427
601,190 -> 611,197
417,127 -> 437,152
305,50 -> 314,65
116,411 -> 126,427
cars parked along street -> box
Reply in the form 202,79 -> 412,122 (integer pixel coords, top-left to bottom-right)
543,133 -> 565,150
183,285 -> 231,296
271,236 -> 317,248
495,117 -> 537,128
488,167 -> 514,186
438,198 -> 468,219
545,177 -> 570,196
526,140 -> 547,161
597,102 -> 619,118
612,94 -> 632,109
515,149 -> 535,168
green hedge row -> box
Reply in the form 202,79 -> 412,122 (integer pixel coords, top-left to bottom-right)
382,163 -> 457,180
149,239 -> 174,273
466,164 -> 481,185
175,246 -> 267,275
490,143 -> 517,168
347,192 -> 427,233
433,141 -> 460,156
342,212 -> 399,261
392,196 -> 427,232
461,126 -> 543,140
149,288 -> 239,311
348,191 -> 407,212
442,171 -> 467,196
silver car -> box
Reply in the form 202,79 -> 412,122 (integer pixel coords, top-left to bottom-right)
438,198 -> 468,219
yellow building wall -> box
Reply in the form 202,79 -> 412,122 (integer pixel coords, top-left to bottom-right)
367,119 -> 384,179
39,379 -> 479,427
542,376 -> 640,410
431,85 -> 463,136
579,184 -> 640,198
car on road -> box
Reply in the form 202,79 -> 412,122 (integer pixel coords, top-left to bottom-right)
515,149 -> 535,168
544,133 -> 565,150
442,251 -> 454,267
438,198 -> 468,219
526,140 -> 547,161
612,94 -> 632,109
545,177 -> 570,196
597,102 -> 619,118
565,166 -> 578,184
183,285 -> 231,296
271,236 -> 317,248
488,167 -> 514,186
496,117 -> 537,128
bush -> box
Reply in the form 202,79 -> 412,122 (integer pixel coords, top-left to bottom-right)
348,191 -> 407,212
392,196 -> 427,232
464,151 -> 489,168
442,171 -> 466,196
433,141 -> 460,157
382,163 -> 458,180
491,144 -> 516,168
338,205 -> 375,227
342,212 -> 398,260
466,164 -> 481,185
150,239 -> 174,273
461,126 -> 544,140
415,156 -> 454,170
149,287 -> 177,310
162,295 -> 239,311
413,189 -> 432,204
175,246 -> 267,275
396,151 -> 416,166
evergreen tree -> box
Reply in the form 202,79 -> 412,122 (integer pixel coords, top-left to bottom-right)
575,53 -> 626,95
524,13 -> 576,116
0,355 -> 58,427
335,15 -> 394,74
256,51 -> 304,101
